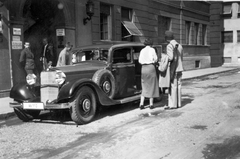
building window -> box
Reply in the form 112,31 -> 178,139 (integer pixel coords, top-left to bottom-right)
121,7 -> 132,41
222,31 -> 233,43
238,3 -> 240,13
237,31 -> 240,42
223,3 -> 232,14
223,3 -> 232,19
185,21 -> 191,45
100,3 -> 112,40
194,23 -> 199,45
202,24 -> 207,45
158,16 -> 171,43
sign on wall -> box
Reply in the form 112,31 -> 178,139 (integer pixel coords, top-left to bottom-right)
12,36 -> 20,41
13,28 -> 21,35
12,41 -> 22,49
56,29 -> 65,36
12,28 -> 22,49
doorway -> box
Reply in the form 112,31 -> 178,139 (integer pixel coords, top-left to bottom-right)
22,0 -> 65,68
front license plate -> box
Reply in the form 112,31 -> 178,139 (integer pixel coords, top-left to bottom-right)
23,103 -> 44,110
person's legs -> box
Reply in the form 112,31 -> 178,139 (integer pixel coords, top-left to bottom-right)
149,97 -> 154,109
149,98 -> 153,105
177,72 -> 182,108
140,96 -> 145,105
139,95 -> 145,109
166,77 -> 177,109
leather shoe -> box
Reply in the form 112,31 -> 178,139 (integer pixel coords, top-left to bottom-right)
139,105 -> 145,110
149,105 -> 154,109
164,106 -> 177,110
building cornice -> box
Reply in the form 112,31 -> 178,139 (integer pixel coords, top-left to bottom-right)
152,0 -> 210,17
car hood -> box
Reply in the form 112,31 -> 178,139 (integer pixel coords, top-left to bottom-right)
51,61 -> 107,73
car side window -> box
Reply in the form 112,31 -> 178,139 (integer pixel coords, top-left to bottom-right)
112,48 -> 131,63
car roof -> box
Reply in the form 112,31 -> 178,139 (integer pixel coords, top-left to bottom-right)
72,41 -> 145,52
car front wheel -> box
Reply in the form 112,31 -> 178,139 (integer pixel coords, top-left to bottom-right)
70,86 -> 97,125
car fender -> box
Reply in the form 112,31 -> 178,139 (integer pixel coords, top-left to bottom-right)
57,78 -> 120,106
9,83 -> 40,102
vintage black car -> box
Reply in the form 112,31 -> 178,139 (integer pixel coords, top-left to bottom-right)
9,42 -> 162,124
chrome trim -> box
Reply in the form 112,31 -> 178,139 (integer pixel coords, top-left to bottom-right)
119,94 -> 141,104
10,102 -> 71,110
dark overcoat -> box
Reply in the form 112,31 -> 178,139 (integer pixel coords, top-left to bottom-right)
19,48 -> 35,70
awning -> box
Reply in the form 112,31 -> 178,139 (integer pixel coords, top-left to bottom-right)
122,21 -> 143,38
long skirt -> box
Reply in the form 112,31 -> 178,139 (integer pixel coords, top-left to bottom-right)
141,64 -> 159,98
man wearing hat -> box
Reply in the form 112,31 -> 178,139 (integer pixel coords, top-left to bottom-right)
19,42 -> 35,75
164,31 -> 184,109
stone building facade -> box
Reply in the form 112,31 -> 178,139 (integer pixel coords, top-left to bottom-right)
210,1 -> 240,67
0,0 -> 211,97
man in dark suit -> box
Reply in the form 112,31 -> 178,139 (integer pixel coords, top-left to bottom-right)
19,42 -> 35,75
40,38 -> 54,71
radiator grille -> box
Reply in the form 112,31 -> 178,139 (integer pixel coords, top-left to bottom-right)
41,71 -> 59,104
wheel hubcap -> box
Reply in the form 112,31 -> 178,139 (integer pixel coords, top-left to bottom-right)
82,99 -> 91,112
103,81 -> 111,93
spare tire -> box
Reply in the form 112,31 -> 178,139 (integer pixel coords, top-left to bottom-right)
92,69 -> 116,99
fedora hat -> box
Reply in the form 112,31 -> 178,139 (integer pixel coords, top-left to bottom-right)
24,42 -> 30,47
165,31 -> 174,41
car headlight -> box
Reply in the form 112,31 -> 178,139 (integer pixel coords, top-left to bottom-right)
26,73 -> 37,85
55,70 -> 66,85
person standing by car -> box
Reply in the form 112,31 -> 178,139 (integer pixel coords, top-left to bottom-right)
40,37 -> 54,71
158,51 -> 170,95
56,42 -> 72,67
138,38 -> 159,109
164,31 -> 184,109
19,42 -> 35,75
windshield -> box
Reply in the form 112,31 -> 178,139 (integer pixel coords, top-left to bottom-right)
72,49 -> 108,64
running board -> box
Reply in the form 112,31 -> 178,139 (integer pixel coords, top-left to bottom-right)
118,95 -> 141,104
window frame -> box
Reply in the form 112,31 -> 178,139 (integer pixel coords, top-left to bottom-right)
158,15 -> 172,43
222,31 -> 233,43
100,3 -> 112,40
185,21 -> 191,45
112,47 -> 132,64
202,24 -> 207,45
121,7 -> 133,41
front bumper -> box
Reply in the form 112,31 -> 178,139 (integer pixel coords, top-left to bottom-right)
10,102 -> 71,110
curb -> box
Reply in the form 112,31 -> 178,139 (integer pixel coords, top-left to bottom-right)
0,112 -> 16,120
182,68 -> 239,81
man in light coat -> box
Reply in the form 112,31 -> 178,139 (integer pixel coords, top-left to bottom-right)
56,42 -> 72,67
164,31 -> 184,109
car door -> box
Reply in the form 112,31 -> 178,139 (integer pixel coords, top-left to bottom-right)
111,47 -> 136,98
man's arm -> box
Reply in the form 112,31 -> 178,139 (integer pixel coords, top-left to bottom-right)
166,44 -> 174,61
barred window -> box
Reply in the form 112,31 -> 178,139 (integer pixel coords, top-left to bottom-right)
222,31 -> 233,43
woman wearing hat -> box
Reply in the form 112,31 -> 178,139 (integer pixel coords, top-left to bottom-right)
19,42 -> 35,75
138,38 -> 159,109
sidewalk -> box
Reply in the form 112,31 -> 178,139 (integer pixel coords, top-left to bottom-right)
0,66 -> 239,120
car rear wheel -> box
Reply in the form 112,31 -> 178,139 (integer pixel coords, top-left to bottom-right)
70,86 -> 97,125
14,108 -> 40,122
92,69 -> 116,99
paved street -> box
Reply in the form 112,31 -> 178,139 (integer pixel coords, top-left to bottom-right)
1,69 -> 240,159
